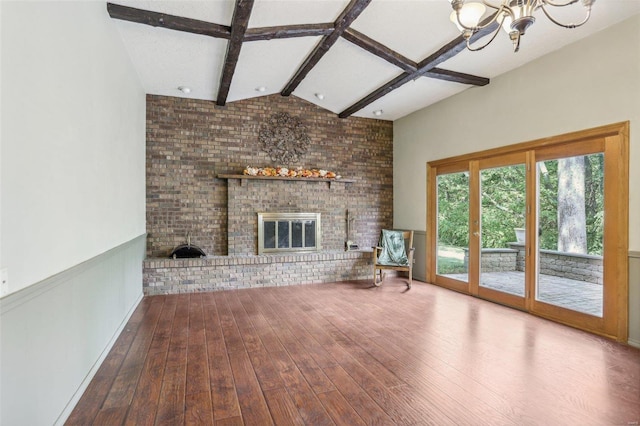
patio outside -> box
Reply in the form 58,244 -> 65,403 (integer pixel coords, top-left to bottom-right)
437,242 -> 604,317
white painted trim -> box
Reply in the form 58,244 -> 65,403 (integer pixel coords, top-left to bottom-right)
628,339 -> 640,349
629,251 -> 640,259
0,235 -> 146,313
54,291 -> 143,425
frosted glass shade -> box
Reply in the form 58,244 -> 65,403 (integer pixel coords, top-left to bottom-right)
450,2 -> 486,30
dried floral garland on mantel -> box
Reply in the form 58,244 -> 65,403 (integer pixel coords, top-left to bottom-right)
258,112 -> 310,164
244,166 -> 340,179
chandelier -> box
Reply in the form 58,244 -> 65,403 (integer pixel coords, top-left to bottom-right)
448,0 -> 595,52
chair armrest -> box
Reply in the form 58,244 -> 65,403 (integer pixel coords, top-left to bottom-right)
372,246 -> 382,262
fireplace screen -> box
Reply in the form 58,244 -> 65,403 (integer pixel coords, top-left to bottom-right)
258,212 -> 321,254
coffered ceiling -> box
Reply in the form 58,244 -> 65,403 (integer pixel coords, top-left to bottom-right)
108,1 -> 640,121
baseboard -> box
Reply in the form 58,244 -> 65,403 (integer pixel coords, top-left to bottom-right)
54,292 -> 143,425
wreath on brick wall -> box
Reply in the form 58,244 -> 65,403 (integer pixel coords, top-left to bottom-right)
258,112 -> 310,164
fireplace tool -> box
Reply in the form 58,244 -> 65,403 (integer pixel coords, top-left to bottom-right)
345,209 -> 359,251
170,231 -> 206,259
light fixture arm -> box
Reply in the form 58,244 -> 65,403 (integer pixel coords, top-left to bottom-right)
539,1 -> 593,29
466,14 -> 508,51
448,0 -> 595,53
541,0 -> 580,7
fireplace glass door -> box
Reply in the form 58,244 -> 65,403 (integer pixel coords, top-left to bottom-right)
258,213 -> 321,254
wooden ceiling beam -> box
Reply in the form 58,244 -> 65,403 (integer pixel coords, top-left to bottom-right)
108,2 -> 492,118
338,17 -> 498,118
342,28 -> 488,86
244,23 -> 334,42
216,0 -> 255,106
422,68 -> 489,86
281,0 -> 372,97
342,28 -> 417,72
106,3 -> 231,39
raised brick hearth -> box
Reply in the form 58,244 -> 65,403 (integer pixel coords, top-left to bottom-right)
143,251 -> 373,295
143,94 -> 394,294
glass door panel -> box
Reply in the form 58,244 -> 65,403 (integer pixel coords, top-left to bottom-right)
536,154 -> 604,317
436,172 -> 469,282
479,163 -> 526,299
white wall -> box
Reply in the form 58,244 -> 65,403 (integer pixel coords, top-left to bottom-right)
1,1 -> 146,294
393,16 -> 640,341
0,1 -> 146,424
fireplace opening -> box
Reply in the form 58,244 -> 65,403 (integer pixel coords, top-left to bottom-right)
258,212 -> 321,254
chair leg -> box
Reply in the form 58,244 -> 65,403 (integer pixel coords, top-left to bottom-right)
373,268 -> 382,286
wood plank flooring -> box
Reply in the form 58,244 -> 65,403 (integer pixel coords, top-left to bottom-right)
66,278 -> 640,425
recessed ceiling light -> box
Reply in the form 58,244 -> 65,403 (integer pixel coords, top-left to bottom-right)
178,86 -> 191,94
256,86 -> 266,92
373,110 -> 383,116
315,93 -> 325,100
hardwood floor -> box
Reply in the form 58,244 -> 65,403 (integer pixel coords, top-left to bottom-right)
66,279 -> 640,425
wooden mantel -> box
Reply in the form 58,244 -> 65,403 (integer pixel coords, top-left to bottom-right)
218,174 -> 355,188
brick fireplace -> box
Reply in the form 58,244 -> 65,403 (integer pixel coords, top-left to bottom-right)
143,94 -> 394,294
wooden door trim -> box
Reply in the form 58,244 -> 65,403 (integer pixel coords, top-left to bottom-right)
427,122 -> 628,168
427,122 -> 630,342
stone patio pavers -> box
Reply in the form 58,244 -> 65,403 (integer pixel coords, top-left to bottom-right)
443,271 -> 603,317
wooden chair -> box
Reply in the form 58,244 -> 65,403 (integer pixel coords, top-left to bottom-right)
373,230 -> 414,288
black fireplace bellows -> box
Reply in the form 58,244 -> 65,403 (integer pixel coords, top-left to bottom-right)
170,233 -> 206,259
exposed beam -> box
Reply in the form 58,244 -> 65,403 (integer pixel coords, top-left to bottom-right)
342,28 -> 488,86
244,23 -> 334,42
281,0 -> 373,97
106,3 -> 231,39
422,68 -> 489,86
342,28 -> 417,72
338,18 -> 498,118
216,0 -> 255,106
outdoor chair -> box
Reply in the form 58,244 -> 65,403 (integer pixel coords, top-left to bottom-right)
373,229 -> 414,288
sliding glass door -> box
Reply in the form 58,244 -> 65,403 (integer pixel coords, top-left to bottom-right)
477,155 -> 527,309
435,168 -> 470,292
535,153 -> 604,318
427,123 -> 629,341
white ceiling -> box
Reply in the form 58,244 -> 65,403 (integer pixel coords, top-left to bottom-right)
109,0 -> 640,121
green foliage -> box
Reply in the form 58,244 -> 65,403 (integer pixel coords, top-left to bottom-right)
437,172 -> 469,249
436,255 -> 467,274
480,164 -> 526,249
436,154 -> 604,256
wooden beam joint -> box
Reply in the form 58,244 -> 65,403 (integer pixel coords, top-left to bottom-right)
281,0 -> 373,97
339,15 -> 498,118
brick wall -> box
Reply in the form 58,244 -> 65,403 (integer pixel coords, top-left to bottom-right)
146,93 -> 393,257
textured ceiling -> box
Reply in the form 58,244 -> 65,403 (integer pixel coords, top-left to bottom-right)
109,1 -> 640,121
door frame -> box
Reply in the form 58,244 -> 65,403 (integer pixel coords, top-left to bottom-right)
426,122 -> 629,341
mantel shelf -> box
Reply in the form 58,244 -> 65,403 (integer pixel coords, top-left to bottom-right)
218,174 -> 355,187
